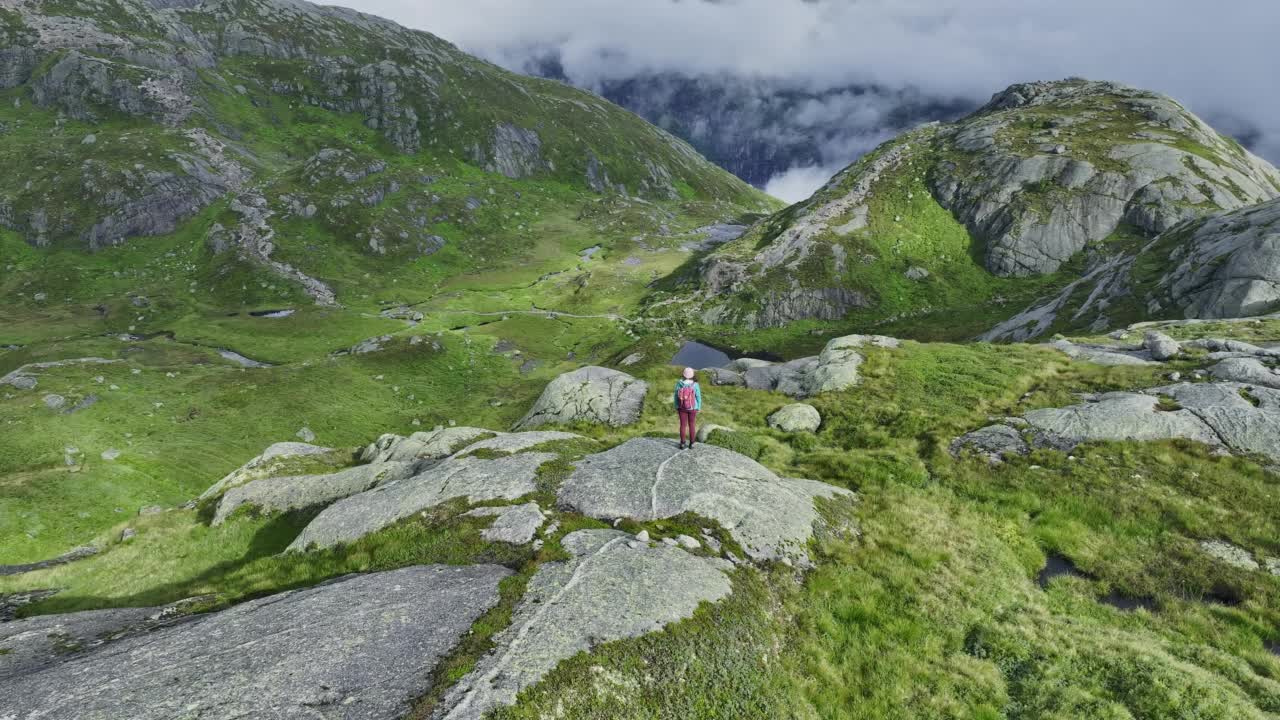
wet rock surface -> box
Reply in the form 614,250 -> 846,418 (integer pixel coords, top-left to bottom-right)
1,565 -> 509,720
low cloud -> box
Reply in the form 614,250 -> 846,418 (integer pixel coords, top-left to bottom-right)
345,0 -> 1280,173
764,164 -> 845,204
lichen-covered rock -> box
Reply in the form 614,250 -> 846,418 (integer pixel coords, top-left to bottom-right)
361,426 -> 492,463
736,335 -> 899,397
1,565 -> 509,720
1154,197 -> 1280,319
1143,331 -> 1181,361
198,441 -> 336,502
768,403 -> 822,432
514,366 -> 648,429
212,461 -> 418,525
1048,339 -> 1156,366
1208,357 -> 1280,389
289,452 -> 556,551
1199,540 -> 1260,571
435,530 -> 731,720
949,424 -> 1029,465
463,503 -> 545,544
558,438 -> 850,563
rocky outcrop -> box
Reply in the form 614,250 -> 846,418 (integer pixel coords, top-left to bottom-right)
935,80 -> 1280,277
435,530 -> 732,720
734,334 -> 900,398
361,426 -> 493,463
514,366 -> 648,429
482,123 -> 547,179
768,403 -> 822,432
198,441 -> 336,502
289,450 -> 557,551
211,461 -> 419,525
954,377 -> 1280,465
1,565 -> 509,720
463,503 -> 545,544
1153,198 -> 1280,319
558,438 -> 851,564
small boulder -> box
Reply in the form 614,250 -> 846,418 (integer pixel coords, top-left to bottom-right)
514,366 -> 647,430
101,448 -> 121,462
1199,539 -> 1259,571
7,376 -> 37,391
696,423 -> 734,443
295,427 -> 317,443
949,425 -> 1028,465
42,394 -> 66,410
905,266 -> 930,281
768,403 -> 821,433
1143,331 -> 1181,361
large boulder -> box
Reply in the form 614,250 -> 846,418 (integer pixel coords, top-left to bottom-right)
514,366 -> 648,430
1,565 -> 510,720
1143,331 -> 1182,361
558,438 -> 851,564
435,530 -> 732,720
768,403 -> 822,432
361,426 -> 492,463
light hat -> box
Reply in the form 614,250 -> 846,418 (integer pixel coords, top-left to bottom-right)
682,367 -> 695,379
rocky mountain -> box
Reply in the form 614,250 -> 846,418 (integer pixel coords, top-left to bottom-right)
652,79 -> 1280,338
0,0 -> 769,279
525,53 -> 974,189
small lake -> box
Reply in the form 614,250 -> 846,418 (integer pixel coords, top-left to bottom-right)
670,341 -> 731,369
669,340 -> 783,369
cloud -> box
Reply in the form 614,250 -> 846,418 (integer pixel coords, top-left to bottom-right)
764,164 -> 846,204
342,0 -> 1280,169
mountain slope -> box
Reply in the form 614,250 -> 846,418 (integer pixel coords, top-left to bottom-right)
653,79 -> 1280,340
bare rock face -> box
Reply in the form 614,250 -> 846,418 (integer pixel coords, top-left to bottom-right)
958,378 -> 1280,465
482,123 -> 547,179
288,450 -> 557,551
434,530 -> 732,720
515,366 -> 648,429
1154,198 -> 1280,319
1,565 -> 510,720
558,438 -> 851,564
198,441 -> 337,502
211,461 -> 420,525
934,80 -> 1280,278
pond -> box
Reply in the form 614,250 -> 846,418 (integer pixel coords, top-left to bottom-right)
669,340 -> 783,369
670,341 -> 731,369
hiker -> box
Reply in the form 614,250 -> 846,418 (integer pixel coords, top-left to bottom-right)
674,367 -> 702,449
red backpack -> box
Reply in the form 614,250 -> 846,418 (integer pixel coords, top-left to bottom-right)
677,383 -> 697,411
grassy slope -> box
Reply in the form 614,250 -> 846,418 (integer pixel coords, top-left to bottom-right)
4,338 -> 1278,719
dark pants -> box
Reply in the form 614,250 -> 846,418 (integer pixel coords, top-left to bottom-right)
678,409 -> 698,445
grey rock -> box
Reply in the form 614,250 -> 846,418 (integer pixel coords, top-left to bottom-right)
1154,196 -> 1280,319
289,452 -> 556,551
768,403 -> 822,432
6,376 -> 36,390
435,530 -> 731,720
362,426 -> 492,463
558,438 -> 851,563
0,605 -> 157,680
484,123 -> 546,179
1208,357 -> 1280,389
294,426 -> 316,443
675,534 -> 701,550
100,448 -> 120,461
1049,339 -> 1155,366
1199,540 -> 1259,571
1265,557 -> 1280,576
3,565 -> 509,720
1143,331 -> 1181,361
696,423 -> 734,443
704,367 -> 745,386
463,503 -> 545,544
905,266 -> 930,280
455,431 -> 580,455
949,424 -> 1029,465
738,334 -> 899,397
199,442 -> 336,501
0,546 -> 99,578
41,394 -> 66,410
0,590 -> 60,623
212,461 -> 419,525
515,366 -> 648,429
120,528 -> 136,542
1024,391 -> 1219,446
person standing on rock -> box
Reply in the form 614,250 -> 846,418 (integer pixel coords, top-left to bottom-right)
675,367 -> 702,450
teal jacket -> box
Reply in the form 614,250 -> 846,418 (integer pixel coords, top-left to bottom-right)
674,380 -> 702,411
